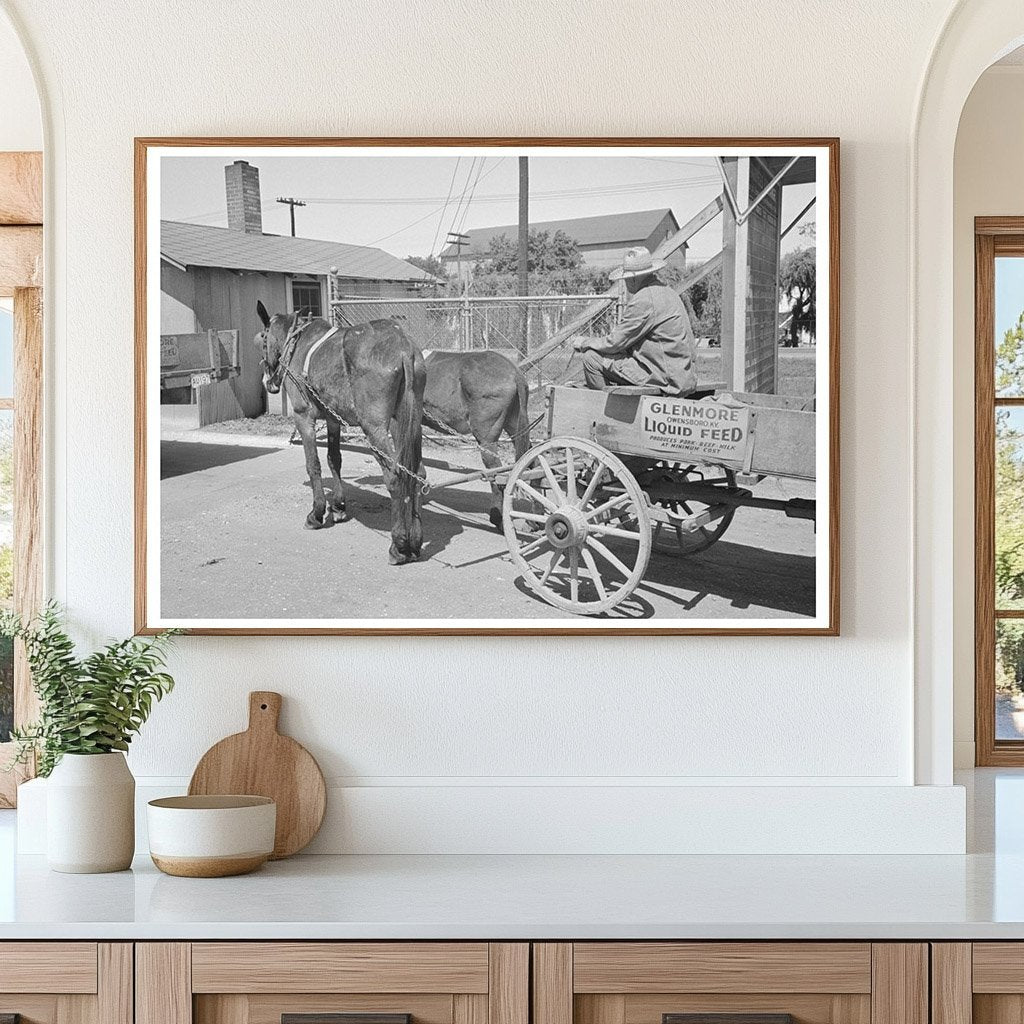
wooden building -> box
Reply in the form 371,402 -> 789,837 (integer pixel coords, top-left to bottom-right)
160,160 -> 435,427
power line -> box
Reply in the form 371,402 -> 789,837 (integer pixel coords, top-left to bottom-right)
427,156 -> 461,258
296,174 -> 720,206
454,157 -> 487,235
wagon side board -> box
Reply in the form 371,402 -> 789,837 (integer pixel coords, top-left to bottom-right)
546,386 -> 816,482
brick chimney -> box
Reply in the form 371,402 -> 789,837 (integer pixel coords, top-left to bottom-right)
225,160 -> 263,234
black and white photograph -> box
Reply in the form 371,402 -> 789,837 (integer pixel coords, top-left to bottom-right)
137,140 -> 837,634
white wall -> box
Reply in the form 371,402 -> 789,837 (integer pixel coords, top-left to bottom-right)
1,0 -> 973,852
952,65 -> 1024,767
0,7 -> 40,152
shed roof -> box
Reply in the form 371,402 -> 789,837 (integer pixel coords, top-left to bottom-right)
440,208 -> 679,259
160,220 -> 435,282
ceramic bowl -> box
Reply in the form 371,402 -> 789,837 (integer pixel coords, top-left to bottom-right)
147,795 -> 276,877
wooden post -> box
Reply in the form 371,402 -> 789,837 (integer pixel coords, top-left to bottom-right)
721,156 -> 749,393
518,156 -> 529,354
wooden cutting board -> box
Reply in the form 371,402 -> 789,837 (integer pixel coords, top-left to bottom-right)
188,691 -> 326,859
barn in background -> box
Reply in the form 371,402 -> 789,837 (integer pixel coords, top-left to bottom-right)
159,160 -> 435,428
440,208 -> 684,283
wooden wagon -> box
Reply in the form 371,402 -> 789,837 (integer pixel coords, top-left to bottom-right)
490,383 -> 817,616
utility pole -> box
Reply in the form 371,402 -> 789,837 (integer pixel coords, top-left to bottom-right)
517,155 -> 529,353
446,230 -> 471,349
276,196 -> 306,237
446,230 -> 469,289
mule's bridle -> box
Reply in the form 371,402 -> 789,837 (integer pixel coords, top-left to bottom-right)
260,313 -> 306,390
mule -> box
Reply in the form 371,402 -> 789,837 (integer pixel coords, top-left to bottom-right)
255,301 -> 426,565
422,349 -> 531,529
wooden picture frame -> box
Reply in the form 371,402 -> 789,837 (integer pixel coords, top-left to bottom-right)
135,137 -> 839,636
975,216 -> 1024,765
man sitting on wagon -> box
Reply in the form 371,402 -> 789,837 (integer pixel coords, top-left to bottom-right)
573,246 -> 697,397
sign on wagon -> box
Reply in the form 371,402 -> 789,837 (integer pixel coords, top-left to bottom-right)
638,396 -> 751,467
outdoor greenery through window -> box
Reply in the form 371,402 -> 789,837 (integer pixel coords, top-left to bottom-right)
994,257 -> 1024,739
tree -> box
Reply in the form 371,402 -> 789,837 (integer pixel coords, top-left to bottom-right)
994,313 -> 1024,694
470,229 -> 610,296
682,265 -> 723,344
404,254 -> 448,281
780,246 -> 816,345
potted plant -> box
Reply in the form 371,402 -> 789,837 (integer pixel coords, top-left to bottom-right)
2,603 -> 178,873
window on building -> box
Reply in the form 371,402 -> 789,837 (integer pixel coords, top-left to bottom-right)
291,279 -> 322,318
976,221 -> 1024,764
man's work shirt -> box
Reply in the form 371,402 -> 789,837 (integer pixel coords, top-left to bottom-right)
590,283 -> 698,396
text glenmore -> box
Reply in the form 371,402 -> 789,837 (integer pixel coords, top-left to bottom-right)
642,399 -> 746,443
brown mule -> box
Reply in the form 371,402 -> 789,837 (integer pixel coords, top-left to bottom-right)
422,349 -> 532,529
256,302 -> 426,565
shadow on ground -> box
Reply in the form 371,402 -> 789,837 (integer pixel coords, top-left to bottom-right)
161,441 -> 281,480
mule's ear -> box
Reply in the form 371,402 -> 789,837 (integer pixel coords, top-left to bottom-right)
256,300 -> 271,328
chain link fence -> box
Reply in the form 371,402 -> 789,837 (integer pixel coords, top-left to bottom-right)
330,294 -> 620,395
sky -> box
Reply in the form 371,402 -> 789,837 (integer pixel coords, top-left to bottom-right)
159,153 -> 818,264
997,257 -> 1024,341
0,309 -> 14,397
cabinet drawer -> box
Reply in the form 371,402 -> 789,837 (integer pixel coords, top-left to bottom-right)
0,942 -> 99,993
191,943 -> 491,994
533,943 -> 925,1024
140,943 -> 528,1024
572,944 -> 872,994
0,943 -> 130,1024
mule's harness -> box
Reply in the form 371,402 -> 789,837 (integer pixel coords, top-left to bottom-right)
275,319 -> 428,494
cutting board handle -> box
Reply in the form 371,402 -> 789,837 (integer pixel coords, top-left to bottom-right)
248,691 -> 282,734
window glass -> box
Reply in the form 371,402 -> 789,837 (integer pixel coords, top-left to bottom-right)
996,257 -> 1024,397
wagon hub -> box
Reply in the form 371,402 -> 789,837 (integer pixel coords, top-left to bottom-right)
544,507 -> 589,550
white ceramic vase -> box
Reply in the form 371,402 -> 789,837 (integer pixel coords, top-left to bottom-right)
46,752 -> 135,873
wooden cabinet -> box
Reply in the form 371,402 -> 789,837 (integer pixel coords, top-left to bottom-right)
932,943 -> 1024,1024
136,944 -> 528,1024
532,944 -> 928,1024
0,943 -> 132,1024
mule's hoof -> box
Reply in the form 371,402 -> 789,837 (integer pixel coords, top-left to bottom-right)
331,506 -> 349,524
305,512 -> 326,530
388,544 -> 419,565
488,507 -> 503,531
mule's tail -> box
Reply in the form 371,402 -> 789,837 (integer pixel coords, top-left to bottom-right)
507,368 -> 532,458
395,347 -> 425,488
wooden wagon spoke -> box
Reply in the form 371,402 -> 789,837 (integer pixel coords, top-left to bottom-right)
518,533 -> 552,559
588,523 -> 643,543
587,536 -> 632,578
569,547 -> 579,604
537,454 -> 565,503
564,447 -> 578,503
579,463 -> 607,507
514,478 -> 558,513
580,547 -> 608,603
538,548 -> 564,587
511,510 -> 551,525
584,492 -> 633,521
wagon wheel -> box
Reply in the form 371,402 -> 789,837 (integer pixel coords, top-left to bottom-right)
502,437 -> 652,616
645,463 -> 738,557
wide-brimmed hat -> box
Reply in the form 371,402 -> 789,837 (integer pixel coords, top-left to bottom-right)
610,246 -> 667,281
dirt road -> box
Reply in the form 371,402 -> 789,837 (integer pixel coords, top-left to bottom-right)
158,433 -> 817,623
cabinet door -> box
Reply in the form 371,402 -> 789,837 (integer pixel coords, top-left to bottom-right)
0,943 -> 131,1024
533,944 -> 927,1024
942,943 -> 1024,1024
137,943 -> 528,1024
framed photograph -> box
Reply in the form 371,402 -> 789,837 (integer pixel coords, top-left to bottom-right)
135,137 -> 838,635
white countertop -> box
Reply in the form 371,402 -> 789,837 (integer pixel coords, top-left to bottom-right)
0,769 -> 1021,941
0,849 -> 1022,940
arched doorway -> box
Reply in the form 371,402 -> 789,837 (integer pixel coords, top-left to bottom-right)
913,1 -> 1024,784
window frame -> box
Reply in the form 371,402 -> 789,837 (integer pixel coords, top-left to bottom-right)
975,217 -> 1024,765
0,151 -> 43,807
